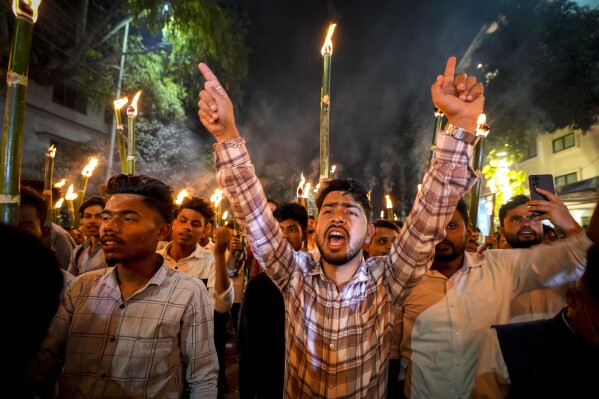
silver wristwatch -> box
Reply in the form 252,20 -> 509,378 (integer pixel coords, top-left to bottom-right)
444,124 -> 480,146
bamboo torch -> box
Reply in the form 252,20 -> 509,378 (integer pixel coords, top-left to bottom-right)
385,194 -> 393,220
428,107 -> 444,169
210,189 -> 223,228
53,197 -> 64,224
43,144 -> 56,225
73,157 -> 98,228
319,23 -> 337,182
0,0 -> 43,225
296,173 -> 308,213
113,97 -> 128,174
468,113 -> 490,229
65,184 -> 78,230
126,90 -> 142,175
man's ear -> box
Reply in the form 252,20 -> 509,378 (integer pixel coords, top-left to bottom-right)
366,223 -> 375,244
41,225 -> 51,241
158,224 -> 171,242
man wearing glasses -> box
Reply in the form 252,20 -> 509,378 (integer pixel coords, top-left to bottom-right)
471,243 -> 599,398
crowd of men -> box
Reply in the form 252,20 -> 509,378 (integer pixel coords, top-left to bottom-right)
9,56 -> 598,398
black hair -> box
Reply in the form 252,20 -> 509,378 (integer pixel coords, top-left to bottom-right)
373,218 -> 401,233
273,202 -> 309,230
499,194 -> 530,227
100,174 -> 176,224
456,198 -> 469,227
21,178 -> 63,207
79,195 -> 106,216
20,185 -> 48,224
177,196 -> 215,223
315,178 -> 372,221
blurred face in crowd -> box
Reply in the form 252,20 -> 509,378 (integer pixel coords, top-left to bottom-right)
501,204 -> 543,249
279,218 -> 306,252
81,204 -> 104,239
434,208 -> 471,263
368,226 -> 399,257
18,205 -> 43,239
172,208 -> 206,250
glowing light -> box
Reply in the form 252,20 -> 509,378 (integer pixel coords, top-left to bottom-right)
81,158 -> 98,177
54,179 -> 65,188
65,184 -> 78,201
54,197 -> 64,208
321,23 -> 337,55
175,189 -> 190,205
385,194 -> 392,209
127,90 -> 142,117
12,0 -> 42,22
46,144 -> 56,158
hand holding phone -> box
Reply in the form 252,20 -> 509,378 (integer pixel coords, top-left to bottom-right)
528,174 -> 556,216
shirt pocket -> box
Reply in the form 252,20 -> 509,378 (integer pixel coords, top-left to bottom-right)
465,291 -> 498,331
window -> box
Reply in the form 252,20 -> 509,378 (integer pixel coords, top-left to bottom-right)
52,84 -> 87,115
552,133 -> 575,153
555,172 -> 577,187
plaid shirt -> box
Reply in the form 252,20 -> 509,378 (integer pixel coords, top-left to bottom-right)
30,258 -> 219,398
215,133 -> 476,398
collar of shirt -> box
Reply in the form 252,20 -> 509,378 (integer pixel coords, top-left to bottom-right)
159,242 -> 210,262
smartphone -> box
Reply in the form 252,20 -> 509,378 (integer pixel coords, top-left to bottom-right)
528,174 -> 555,216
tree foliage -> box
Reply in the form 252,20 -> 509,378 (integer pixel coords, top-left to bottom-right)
470,0 -> 599,153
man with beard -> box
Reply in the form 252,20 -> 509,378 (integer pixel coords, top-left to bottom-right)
67,196 -> 108,276
498,194 -> 584,322
394,197 -> 599,398
197,56 -> 482,398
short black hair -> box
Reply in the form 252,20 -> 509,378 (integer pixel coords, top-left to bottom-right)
373,218 -> 401,233
499,194 -> 530,227
455,198 -> 469,226
267,198 -> 280,208
273,202 -> 309,230
315,178 -> 372,222
79,196 -> 106,216
20,185 -> 48,224
177,196 -> 215,223
21,178 -> 63,207
100,174 -> 176,224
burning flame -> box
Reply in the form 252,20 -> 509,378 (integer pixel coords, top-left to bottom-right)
176,189 -> 190,205
81,158 -> 98,177
313,183 -> 320,193
321,23 -> 337,55
222,211 -> 229,220
46,144 -> 56,158
380,210 -> 384,218
127,90 -> 142,117
385,194 -> 393,209
417,183 -> 422,192
330,164 -> 336,175
114,97 -> 128,110
65,184 -> 78,201
13,0 -> 42,22
54,179 -> 65,188
210,189 -> 223,208
54,197 -> 64,209
296,173 -> 306,198
476,113 -> 490,137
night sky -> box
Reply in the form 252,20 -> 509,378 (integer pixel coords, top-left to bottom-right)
234,0 -> 507,216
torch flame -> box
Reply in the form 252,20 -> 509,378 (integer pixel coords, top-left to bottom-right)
54,179 -> 65,188
127,90 -> 142,117
476,113 -> 490,137
81,158 -> 98,177
13,0 -> 42,22
385,194 -> 392,209
114,97 -> 128,110
210,189 -> 223,207
65,184 -> 78,201
296,173 -> 306,198
304,183 -> 311,198
46,144 -> 56,158
222,211 -> 229,220
321,23 -> 337,55
330,164 -> 336,174
55,197 -> 64,209
314,183 -> 320,193
175,189 -> 191,205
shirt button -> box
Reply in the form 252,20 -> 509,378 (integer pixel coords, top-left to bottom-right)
101,373 -> 107,378
329,344 -> 335,350
110,337 -> 116,342
455,361 -> 461,366
119,304 -> 125,309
